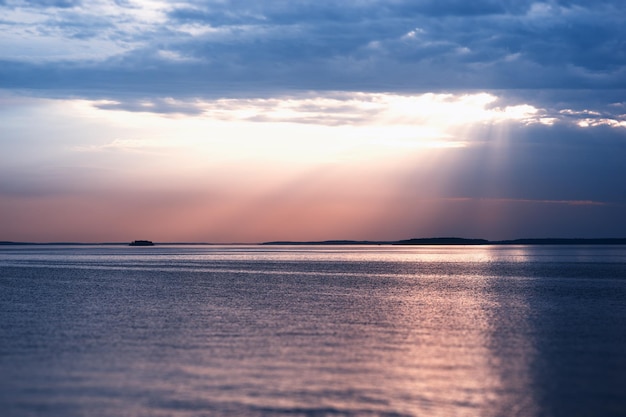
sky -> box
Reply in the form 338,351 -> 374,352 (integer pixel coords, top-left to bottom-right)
1,0 -> 626,243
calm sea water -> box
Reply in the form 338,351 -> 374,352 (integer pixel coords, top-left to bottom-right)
1,244 -> 625,417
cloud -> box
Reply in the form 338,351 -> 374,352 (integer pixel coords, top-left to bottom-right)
94,97 -> 207,115
74,91 -> 626,134
0,0 -> 624,103
439,122 -> 626,204
6,0 -> 81,8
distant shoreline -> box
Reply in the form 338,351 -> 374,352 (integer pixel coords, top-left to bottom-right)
3,238 -> 626,246
262,238 -> 626,246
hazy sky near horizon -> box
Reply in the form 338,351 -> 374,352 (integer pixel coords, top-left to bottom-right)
1,0 -> 626,242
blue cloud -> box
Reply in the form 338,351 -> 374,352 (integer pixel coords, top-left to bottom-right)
11,0 -> 81,8
387,0 -> 534,17
0,0 -> 625,109
443,123 -> 626,204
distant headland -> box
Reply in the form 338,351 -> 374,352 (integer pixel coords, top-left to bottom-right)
262,237 -> 626,245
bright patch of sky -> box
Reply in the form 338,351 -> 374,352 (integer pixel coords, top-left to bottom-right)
1,0 -> 625,241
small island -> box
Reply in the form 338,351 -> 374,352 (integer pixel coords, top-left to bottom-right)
129,240 -> 154,246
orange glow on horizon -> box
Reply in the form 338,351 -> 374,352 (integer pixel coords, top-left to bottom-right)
2,91 -> 623,243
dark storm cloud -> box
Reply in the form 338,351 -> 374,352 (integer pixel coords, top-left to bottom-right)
0,0 -> 625,117
388,0 -> 534,16
162,0 -> 625,75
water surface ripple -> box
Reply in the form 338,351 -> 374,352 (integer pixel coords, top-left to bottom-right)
1,245 -> 625,416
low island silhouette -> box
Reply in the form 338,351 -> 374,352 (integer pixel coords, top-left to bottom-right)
262,237 -> 626,245
129,240 -> 155,246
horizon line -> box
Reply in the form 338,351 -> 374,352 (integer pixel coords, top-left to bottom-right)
3,237 -> 626,246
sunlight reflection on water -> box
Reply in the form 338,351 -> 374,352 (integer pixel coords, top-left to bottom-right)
1,245 -> 625,416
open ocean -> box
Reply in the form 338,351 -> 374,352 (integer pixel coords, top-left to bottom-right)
1,244 -> 625,417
